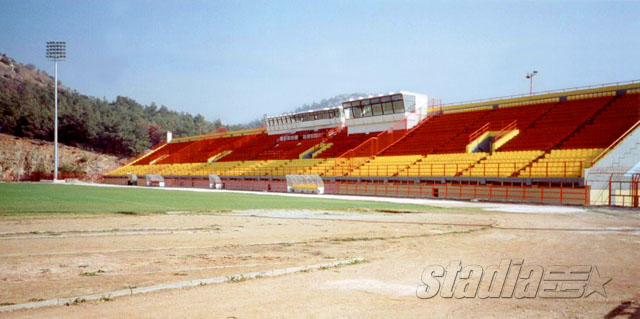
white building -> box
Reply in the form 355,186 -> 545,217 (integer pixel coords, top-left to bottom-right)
342,91 -> 429,134
265,107 -> 344,135
264,91 -> 429,135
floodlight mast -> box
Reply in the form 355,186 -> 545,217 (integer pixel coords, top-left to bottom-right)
525,70 -> 538,95
46,41 -> 66,182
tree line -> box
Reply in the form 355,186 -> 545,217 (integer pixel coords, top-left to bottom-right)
0,54 -> 365,158
0,78 -> 225,157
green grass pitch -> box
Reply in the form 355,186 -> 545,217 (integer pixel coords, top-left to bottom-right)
0,183 -> 439,214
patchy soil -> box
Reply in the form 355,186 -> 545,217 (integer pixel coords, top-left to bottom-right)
0,207 -> 639,318
0,134 -> 124,182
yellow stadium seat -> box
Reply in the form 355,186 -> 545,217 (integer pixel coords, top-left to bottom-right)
519,148 -> 602,177
349,155 -> 423,177
405,153 -> 487,177
462,151 -> 543,177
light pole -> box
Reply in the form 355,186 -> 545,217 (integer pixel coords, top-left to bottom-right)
525,70 -> 538,95
46,41 -> 66,182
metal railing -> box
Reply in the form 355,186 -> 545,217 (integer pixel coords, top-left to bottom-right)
469,122 -> 490,143
337,118 -> 408,159
341,161 -> 586,178
338,109 -> 435,159
441,79 -> 640,108
171,127 -> 266,143
495,120 -> 518,142
194,160 -> 588,178
590,119 -> 640,166
327,181 -> 588,205
606,173 -> 640,207
214,178 -> 589,205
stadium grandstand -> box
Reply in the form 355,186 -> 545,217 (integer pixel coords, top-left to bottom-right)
105,83 -> 640,207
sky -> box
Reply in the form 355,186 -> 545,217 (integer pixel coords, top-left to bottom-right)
1,0 -> 639,124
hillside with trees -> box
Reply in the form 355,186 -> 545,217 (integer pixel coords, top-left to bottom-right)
293,93 -> 370,113
0,53 -> 225,157
0,52 -> 368,158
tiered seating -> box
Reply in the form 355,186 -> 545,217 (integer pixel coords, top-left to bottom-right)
109,163 -> 200,176
155,135 -> 242,164
167,163 -> 210,176
519,149 -> 602,178
485,102 -> 556,131
190,161 -> 241,176
273,159 -> 325,175
219,161 -> 269,176
218,134 -> 281,162
560,93 -> 640,149
382,109 -> 491,156
309,142 -> 333,158
500,96 -> 614,151
316,131 -> 372,158
318,157 -> 369,176
463,151 -> 543,177
243,160 -> 289,176
349,155 -> 422,177
252,128 -> 331,160
177,161 -> 260,176
107,164 -> 152,176
208,150 -> 233,162
108,91 -> 640,183
256,138 -> 322,160
133,141 -> 193,165
401,153 -> 487,177
233,159 -> 323,176
305,158 -> 337,176
434,111 -> 499,154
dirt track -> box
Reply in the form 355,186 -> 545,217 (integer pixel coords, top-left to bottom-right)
1,206 -> 639,318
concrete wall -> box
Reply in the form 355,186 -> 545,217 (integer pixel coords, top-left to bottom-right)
104,176 -> 587,205
267,118 -> 343,135
585,123 -> 640,205
345,113 -> 406,134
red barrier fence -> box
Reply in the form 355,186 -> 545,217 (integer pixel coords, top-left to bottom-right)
30,172 -> 86,181
104,176 -> 588,205
322,180 -> 587,205
607,173 -> 640,207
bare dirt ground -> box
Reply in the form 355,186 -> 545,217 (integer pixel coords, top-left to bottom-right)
0,205 -> 639,318
0,134 -> 123,182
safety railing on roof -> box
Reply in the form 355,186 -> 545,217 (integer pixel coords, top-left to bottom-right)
171,127 -> 266,143
441,79 -> 640,108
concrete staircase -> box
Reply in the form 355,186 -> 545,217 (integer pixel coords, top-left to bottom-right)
585,121 -> 640,205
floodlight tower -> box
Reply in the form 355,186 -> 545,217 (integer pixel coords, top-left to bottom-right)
46,41 -> 66,182
525,70 -> 538,95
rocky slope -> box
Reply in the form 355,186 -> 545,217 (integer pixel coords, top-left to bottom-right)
0,133 -> 124,182
0,53 -> 55,88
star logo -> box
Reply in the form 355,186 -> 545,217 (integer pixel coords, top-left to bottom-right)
585,266 -> 612,298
